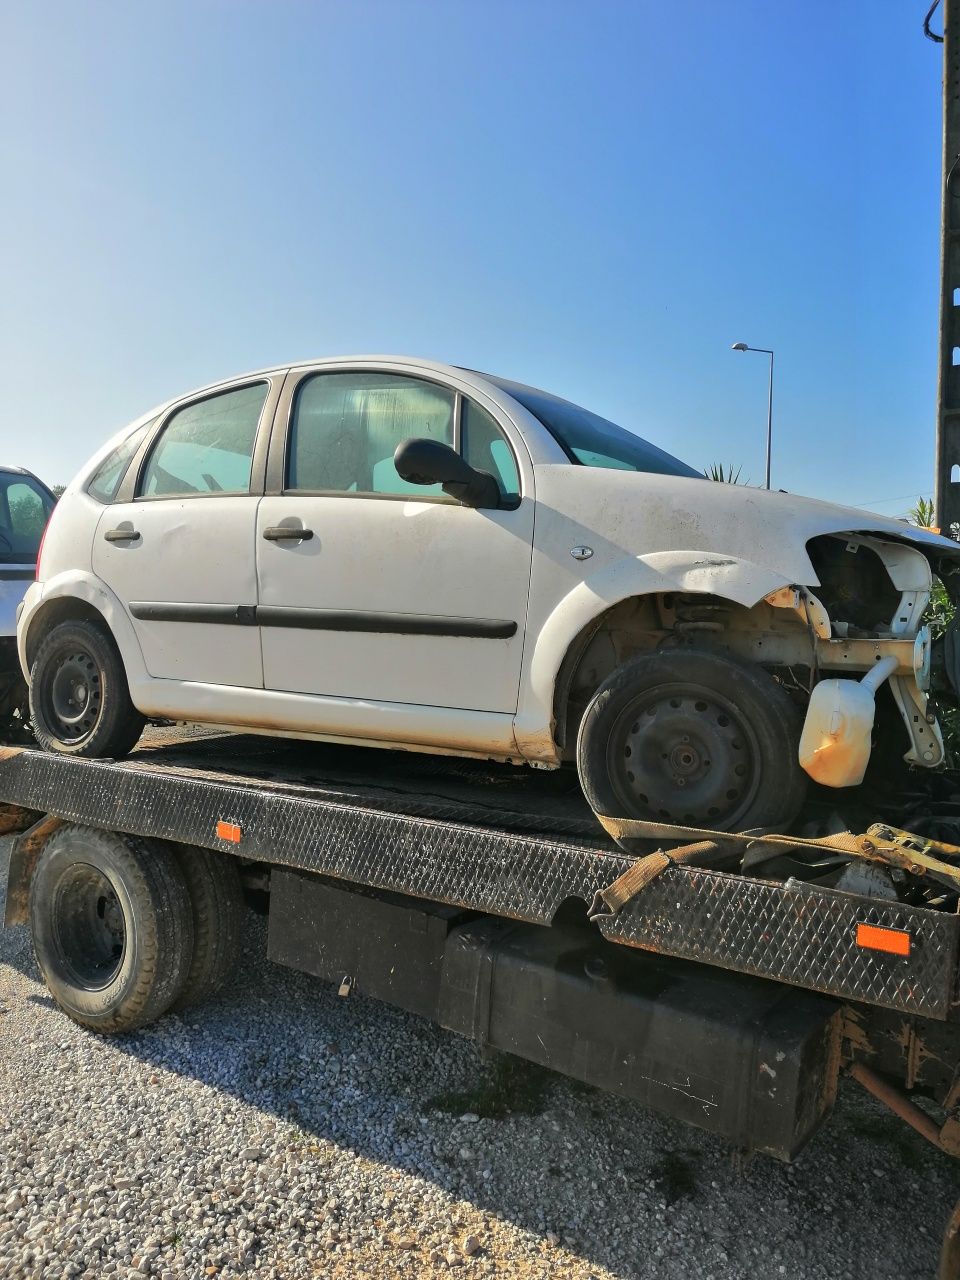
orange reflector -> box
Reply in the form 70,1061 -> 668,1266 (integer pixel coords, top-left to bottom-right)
216,820 -> 242,844
856,922 -> 911,957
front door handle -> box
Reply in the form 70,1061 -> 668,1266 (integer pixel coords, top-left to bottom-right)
263,526 -> 314,541
104,528 -> 141,543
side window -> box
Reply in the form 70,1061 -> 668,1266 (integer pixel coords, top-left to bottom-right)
139,383 -> 268,498
1,479 -> 52,560
87,422 -> 153,504
461,399 -> 521,502
288,372 -> 455,496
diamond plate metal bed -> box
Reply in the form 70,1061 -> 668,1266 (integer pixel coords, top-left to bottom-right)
2,727 -> 956,1020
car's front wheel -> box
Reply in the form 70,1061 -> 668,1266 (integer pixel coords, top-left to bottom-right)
29,618 -> 145,758
576,649 -> 807,836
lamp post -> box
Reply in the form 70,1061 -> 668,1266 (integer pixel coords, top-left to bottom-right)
731,342 -> 774,490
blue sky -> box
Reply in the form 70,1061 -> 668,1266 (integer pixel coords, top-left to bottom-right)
0,1 -> 945,515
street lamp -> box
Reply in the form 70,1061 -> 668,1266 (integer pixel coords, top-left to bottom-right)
730,342 -> 775,490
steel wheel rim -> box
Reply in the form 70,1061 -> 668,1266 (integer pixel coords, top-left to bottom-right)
40,646 -> 103,743
50,862 -> 127,989
604,679 -> 763,827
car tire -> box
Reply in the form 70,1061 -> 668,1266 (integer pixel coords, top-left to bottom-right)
168,845 -> 244,1011
576,648 -> 807,836
29,619 -> 145,758
28,825 -> 194,1034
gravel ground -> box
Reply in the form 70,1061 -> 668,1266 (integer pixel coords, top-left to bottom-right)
0,835 -> 958,1280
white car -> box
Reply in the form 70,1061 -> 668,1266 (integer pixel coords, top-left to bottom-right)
0,467 -> 55,729
16,356 -> 960,832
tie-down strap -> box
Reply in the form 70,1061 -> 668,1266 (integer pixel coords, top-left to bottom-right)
587,815 -> 960,921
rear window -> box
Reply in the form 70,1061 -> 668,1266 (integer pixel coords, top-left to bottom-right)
0,472 -> 55,565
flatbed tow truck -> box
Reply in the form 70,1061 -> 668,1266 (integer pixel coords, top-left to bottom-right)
6,7 -> 960,1276
4,725 -> 960,1273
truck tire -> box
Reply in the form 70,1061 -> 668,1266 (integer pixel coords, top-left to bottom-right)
29,619 -> 145,758
577,649 -> 806,835
28,825 -> 194,1033
168,845 -> 244,1011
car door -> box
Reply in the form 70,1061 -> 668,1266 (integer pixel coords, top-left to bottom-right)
92,377 -> 280,687
256,367 -> 534,715
0,470 -> 55,655
0,471 -> 54,564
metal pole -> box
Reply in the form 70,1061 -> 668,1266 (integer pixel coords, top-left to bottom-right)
765,351 -> 774,490
731,344 -> 775,487
937,0 -> 960,536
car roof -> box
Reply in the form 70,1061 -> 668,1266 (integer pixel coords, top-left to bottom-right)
152,355 -> 511,410
0,466 -> 56,499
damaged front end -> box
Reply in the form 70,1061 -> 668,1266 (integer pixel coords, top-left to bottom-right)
780,533 -> 950,789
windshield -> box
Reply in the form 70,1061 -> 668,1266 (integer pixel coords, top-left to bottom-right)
482,374 -> 703,478
0,471 -> 55,565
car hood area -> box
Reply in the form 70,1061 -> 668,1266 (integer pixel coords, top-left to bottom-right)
532,465 -> 960,597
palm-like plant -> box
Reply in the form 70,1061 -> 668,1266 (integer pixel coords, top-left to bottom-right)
909,496 -> 936,528
706,463 -> 747,484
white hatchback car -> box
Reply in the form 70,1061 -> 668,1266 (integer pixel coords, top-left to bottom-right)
17,356 -> 960,832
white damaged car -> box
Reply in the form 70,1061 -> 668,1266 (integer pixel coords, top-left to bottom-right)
16,356 -> 960,832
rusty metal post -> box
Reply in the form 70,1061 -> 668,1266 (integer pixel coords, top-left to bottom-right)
937,0 -> 960,536
940,1196 -> 960,1280
848,1060 -> 945,1146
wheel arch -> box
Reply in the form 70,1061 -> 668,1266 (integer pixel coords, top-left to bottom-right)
23,597 -> 110,669
516,551 -> 802,761
19,573 -> 147,685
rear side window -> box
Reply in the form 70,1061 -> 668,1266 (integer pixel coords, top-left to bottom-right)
139,383 -> 268,498
87,422 -> 152,504
288,372 -> 455,496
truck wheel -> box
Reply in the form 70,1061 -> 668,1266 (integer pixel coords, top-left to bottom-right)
168,845 -> 244,1010
28,826 -> 194,1033
29,619 -> 145,758
576,649 -> 806,834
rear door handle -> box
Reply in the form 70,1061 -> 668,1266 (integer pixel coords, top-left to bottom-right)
262,526 -> 314,541
104,528 -> 141,543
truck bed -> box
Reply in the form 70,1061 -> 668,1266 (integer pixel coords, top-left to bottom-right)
1,726 -> 957,1019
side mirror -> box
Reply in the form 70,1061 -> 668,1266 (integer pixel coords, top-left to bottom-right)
394,438 -> 501,509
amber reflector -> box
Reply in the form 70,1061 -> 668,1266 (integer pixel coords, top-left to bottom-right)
216,820 -> 242,844
856,922 -> 911,957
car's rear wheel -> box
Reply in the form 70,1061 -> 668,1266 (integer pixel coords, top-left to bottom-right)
28,826 -> 194,1033
576,649 -> 806,836
29,619 -> 145,758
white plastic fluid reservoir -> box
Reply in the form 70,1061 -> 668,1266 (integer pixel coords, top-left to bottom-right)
798,656 -> 899,788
